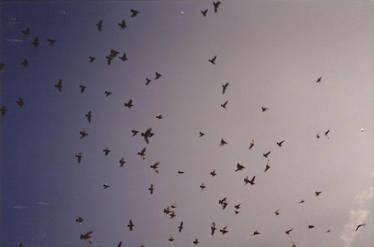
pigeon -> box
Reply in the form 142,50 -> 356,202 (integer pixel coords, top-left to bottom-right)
244,176 -> 255,185
150,162 -> 159,173
22,27 -> 30,35
155,72 -> 162,80
211,222 -> 217,235
156,114 -> 163,119
220,226 -> 228,235
75,216 -> 84,224
201,9 -> 208,16
148,184 -> 154,194
220,138 -> 227,146
308,225 -> 315,229
222,83 -> 229,94
110,49 -> 119,57
178,221 -> 184,232
285,228 -> 293,235
32,37 -> 39,47
264,160 -> 271,172
0,106 -> 6,117
213,1 -> 221,13
118,20 -> 127,29
200,182 -> 206,190
141,128 -> 154,144
117,241 -> 122,247
131,129 -> 139,136
138,147 -> 146,159
103,148 -> 110,156
193,238 -> 199,245
355,224 -> 365,231
54,80 -> 63,92
315,191 -> 322,197
124,99 -> 133,108
145,78 -> 152,86
80,85 -> 86,94
168,236 -> 174,242
119,158 -> 126,167
210,169 -> 216,177
75,152 -> 83,164
16,98 -> 24,107
274,209 -> 280,215
103,184 -> 110,189
119,52 -> 128,62
252,230 -> 260,236
88,56 -> 96,63
21,59 -> 29,67
96,20 -> 103,31
324,129 -> 330,138
299,200 -> 305,204
249,139 -> 255,150
235,162 -> 245,172
130,9 -> 139,18
199,131 -> 205,137
277,140 -> 285,147
128,220 -> 134,231
85,111 -> 92,123
80,231 -> 93,244
220,100 -> 228,109
263,151 -> 271,158
316,77 -> 322,83
80,130 -> 88,139
47,38 -> 56,45
209,56 -> 217,65
261,106 -> 268,112
104,91 -> 112,97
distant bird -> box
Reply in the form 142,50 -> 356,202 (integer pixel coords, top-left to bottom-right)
249,139 -> 255,150
234,204 -> 241,210
150,162 -> 159,173
178,221 -> 184,232
299,200 -> 305,204
88,56 -> 96,63
220,138 -> 227,146
213,1 -> 221,13
220,226 -> 228,235
104,91 -> 112,97
21,59 -> 29,67
141,128 -> 154,144
316,133 -> 320,139
119,52 -> 128,62
124,99 -> 133,108
154,72 -> 162,80
128,219 -> 134,231
264,160 -> 271,172
22,27 -> 30,35
156,114 -> 163,119
326,229 -> 331,233
277,140 -> 285,147
32,37 -> 39,47
110,49 -> 119,57
274,209 -> 280,215
103,148 -> 110,156
119,158 -> 126,167
200,182 -> 206,190
85,111 -> 92,123
80,130 -> 88,139
103,184 -> 110,189
130,9 -> 139,18
47,38 -> 56,45
324,129 -> 330,138
210,169 -> 216,177
16,98 -> 24,107
193,238 -> 199,245
96,20 -> 103,31
355,224 -> 365,231
80,85 -> 87,94
76,216 -> 84,224
199,131 -> 205,137
285,228 -> 293,235
220,100 -> 228,109
0,106 -> 6,117
261,106 -> 268,112
244,176 -> 255,185
80,231 -> 93,244
209,56 -> 217,65
178,170 -> 184,174
211,222 -> 217,235
55,80 -> 62,92
117,241 -> 122,247
131,129 -> 139,136
235,162 -> 245,172
148,184 -> 154,194
315,191 -> 322,197
252,230 -> 260,236
263,151 -> 271,158
222,82 -> 229,94
75,152 -> 83,164
168,236 -> 174,242
145,78 -> 152,86
201,9 -> 208,16
316,76 -> 322,83
308,225 -> 315,229
138,147 -> 146,159
118,20 -> 127,29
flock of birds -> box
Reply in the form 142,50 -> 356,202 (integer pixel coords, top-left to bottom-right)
0,1 -> 368,247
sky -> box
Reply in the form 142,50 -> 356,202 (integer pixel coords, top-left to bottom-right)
0,0 -> 374,247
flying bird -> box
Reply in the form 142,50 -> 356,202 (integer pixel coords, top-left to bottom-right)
285,228 -> 293,235
220,138 -> 227,146
124,99 -> 133,108
316,76 -> 322,83
80,231 -> 93,244
16,98 -> 24,107
22,27 -> 30,35
118,20 -> 127,29
244,176 -> 255,185
220,226 -> 228,235
261,106 -> 268,112
155,72 -> 162,80
211,222 -> 217,235
80,85 -> 86,93
324,129 -> 330,138
54,80 -> 63,92
275,209 -> 280,215
138,147 -> 146,159
178,221 -> 184,232
355,224 -> 365,231
145,78 -> 152,86
252,230 -> 260,236
235,162 -> 245,172
150,162 -> 159,173
315,191 -> 322,196
85,111 -> 92,123
264,160 -> 271,172
193,238 -> 199,245
209,55 -> 217,65
96,20 -> 103,31
168,236 -> 174,242
75,152 -> 83,164
80,130 -> 88,139
210,169 -> 216,177
119,52 -> 128,62
141,128 -> 154,144
199,131 -> 205,137
299,200 -> 305,204
117,241 -> 122,247
103,148 -> 110,156
0,106 -> 6,117
156,114 -> 163,119
131,129 -> 139,136
249,139 -> 255,150
32,37 -> 39,47
220,100 -> 228,109
263,151 -> 271,158
104,91 -> 112,97
277,140 -> 285,147
21,59 -> 29,67
75,216 -> 84,224
88,56 -> 96,63
200,182 -> 206,190
128,219 -> 134,231
308,225 -> 315,229
47,38 -> 56,45
222,82 -> 229,94
148,184 -> 154,194
130,9 -> 139,18
213,1 -> 221,13
119,158 -> 126,167
178,170 -> 184,174
103,184 -> 110,189
201,9 -> 208,16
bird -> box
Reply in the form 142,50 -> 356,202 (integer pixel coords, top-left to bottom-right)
213,1 -> 221,13
200,182 -> 206,190
210,169 -> 216,177
201,9 -> 208,16
298,200 -> 305,204
96,20 -> 103,31
118,20 -> 127,29
326,229 -> 331,233
324,129 -> 330,138
138,147 -> 146,159
88,56 -> 96,63
22,27 -> 30,35
211,222 -> 217,235
103,148 -> 110,156
0,106 -> 6,117
119,158 -> 126,167
234,204 -> 241,210
80,231 -> 93,244
79,85 -> 86,93
178,170 -> 184,174
249,139 -> 255,150
199,131 -> 205,137
119,52 -> 128,62
222,82 -> 229,94
277,140 -> 285,147
252,230 -> 260,236
285,228 -> 293,235
145,78 -> 152,86
244,176 -> 255,185
220,226 -> 228,235
131,129 -> 139,136
16,98 -> 24,107
168,236 -> 174,242
156,114 -> 163,119
148,184 -> 154,194
47,38 -> 56,45
355,224 -> 365,231
85,111 -> 92,123
54,80 -> 63,92
308,225 -> 315,229
103,184 -> 110,189
110,49 -> 119,57
263,151 -> 271,158
0,63 -> 4,71
104,91 -> 112,97
150,162 -> 159,173
80,130 -> 88,139
261,106 -> 268,112
105,56 -> 112,65
154,72 -> 162,80
75,216 -> 84,224
209,56 -> 217,65
178,221 -> 184,232
128,219 -> 134,231
124,99 -> 133,108
274,209 -> 280,215
21,59 -> 29,67
130,9 -> 139,18
315,191 -> 322,196
141,128 -> 154,144
75,152 -> 83,164
316,133 -> 320,139
117,241 -> 122,247
193,238 -> 199,245
220,100 -> 228,109
220,138 -> 227,146
264,160 -> 271,172
32,37 -> 39,47
316,76 -> 322,83
235,162 -> 245,172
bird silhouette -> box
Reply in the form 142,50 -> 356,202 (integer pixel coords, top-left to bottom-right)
209,56 -> 217,65
103,184 -> 110,189
316,133 -> 320,139
264,160 -> 271,172
315,191 -> 322,196
222,83 -> 229,94
274,209 -> 280,215
119,158 -> 126,167
79,85 -> 86,94
277,140 -> 285,147
156,114 -> 163,119
213,1 -> 221,13
141,128 -> 154,144
47,38 -> 56,45
308,225 -> 315,229
119,52 -> 128,62
145,78 -> 152,86
285,228 -> 293,235
117,241 -> 122,247
210,169 -> 216,177
252,230 -> 260,236
193,238 -> 199,245
131,129 -> 139,136
85,111 -> 92,123
199,131 -> 205,137
235,162 -> 245,172
316,76 -> 322,83
124,99 -> 133,108
155,72 -> 162,80
104,91 -> 112,97
355,224 -> 366,231
200,182 -> 206,190
220,138 -> 227,146
248,139 -> 255,150
118,20 -> 127,29
32,37 -> 39,47
220,226 -> 228,235
80,130 -> 88,139
128,219 -> 134,231
168,236 -> 174,242
88,56 -> 96,63
138,147 -> 146,159
298,200 -> 305,204
220,100 -> 228,109
178,221 -> 184,232
80,230 -> 93,244
75,216 -> 84,224
201,9 -> 208,16
75,152 -> 83,164
263,151 -> 271,158
54,80 -> 63,92
150,162 -> 159,173
21,59 -> 29,67
16,98 -> 24,107
148,184 -> 154,194
130,9 -> 139,18
22,27 -> 30,35
244,176 -> 255,185
96,20 -> 103,31
178,170 -> 184,174
103,148 -> 110,156
0,106 -> 6,117
211,222 -> 217,235
324,129 -> 330,138
261,106 -> 268,112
